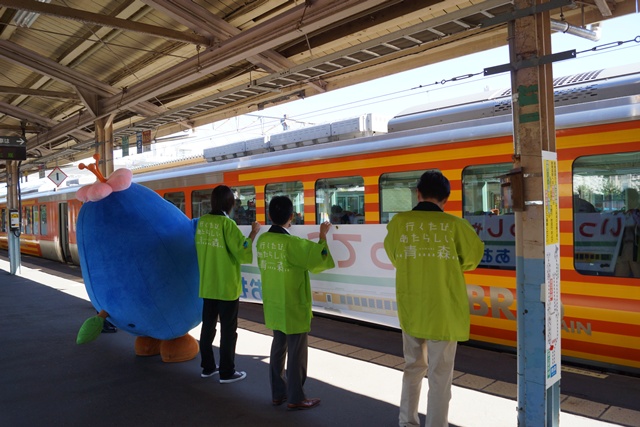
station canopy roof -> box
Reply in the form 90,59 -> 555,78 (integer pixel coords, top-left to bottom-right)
0,0 -> 635,179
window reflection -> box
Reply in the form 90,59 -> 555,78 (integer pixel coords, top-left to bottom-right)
316,177 -> 364,224
379,171 -> 422,224
230,185 -> 256,225
462,164 -> 515,270
573,152 -> 640,277
265,182 -> 304,225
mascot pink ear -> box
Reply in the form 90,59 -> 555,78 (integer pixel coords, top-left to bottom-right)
86,182 -> 113,201
77,154 -> 133,203
77,186 -> 90,203
106,168 -> 133,192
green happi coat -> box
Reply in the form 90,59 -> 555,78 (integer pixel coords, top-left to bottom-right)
257,227 -> 335,334
195,214 -> 254,301
384,203 -> 484,341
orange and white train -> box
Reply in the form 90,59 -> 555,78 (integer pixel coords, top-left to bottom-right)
2,63 -> 639,374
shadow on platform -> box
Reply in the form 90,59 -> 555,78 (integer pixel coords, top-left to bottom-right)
0,272 -> 402,427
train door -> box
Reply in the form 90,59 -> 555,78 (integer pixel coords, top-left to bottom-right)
58,202 -> 72,263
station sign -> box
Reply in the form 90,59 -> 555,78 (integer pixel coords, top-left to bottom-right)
0,136 -> 27,161
9,209 -> 20,230
48,167 -> 68,187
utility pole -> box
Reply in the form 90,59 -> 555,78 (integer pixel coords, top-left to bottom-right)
6,160 -> 21,274
510,0 -> 562,425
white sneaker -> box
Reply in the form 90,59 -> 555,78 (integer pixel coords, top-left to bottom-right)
219,371 -> 246,384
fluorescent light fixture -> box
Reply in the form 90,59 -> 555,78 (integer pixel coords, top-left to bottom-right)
13,0 -> 52,29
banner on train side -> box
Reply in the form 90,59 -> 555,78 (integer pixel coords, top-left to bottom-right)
238,222 -> 516,328
574,212 -> 628,273
465,214 -> 515,269
239,224 -> 398,327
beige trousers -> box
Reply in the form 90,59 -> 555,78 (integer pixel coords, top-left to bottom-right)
399,332 -> 457,427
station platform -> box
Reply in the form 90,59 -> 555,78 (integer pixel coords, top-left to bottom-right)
1,254 -> 639,427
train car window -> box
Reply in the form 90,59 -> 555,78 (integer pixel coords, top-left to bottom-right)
315,177 -> 364,224
573,152 -> 640,278
40,205 -> 48,236
191,189 -> 212,219
265,182 -> 304,225
462,163 -> 515,270
1,208 -> 5,232
163,191 -> 186,214
379,171 -> 424,224
33,206 -> 40,236
230,186 -> 256,225
23,206 -> 33,235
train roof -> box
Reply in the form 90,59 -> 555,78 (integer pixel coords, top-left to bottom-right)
388,62 -> 640,132
3,63 -> 640,202
130,64 -> 640,191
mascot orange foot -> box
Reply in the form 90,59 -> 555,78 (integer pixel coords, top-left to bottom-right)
135,335 -> 199,363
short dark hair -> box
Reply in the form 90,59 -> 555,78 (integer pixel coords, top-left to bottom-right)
211,185 -> 235,214
269,196 -> 293,226
416,170 -> 450,201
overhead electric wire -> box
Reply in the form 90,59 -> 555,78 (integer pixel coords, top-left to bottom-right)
194,35 -> 640,144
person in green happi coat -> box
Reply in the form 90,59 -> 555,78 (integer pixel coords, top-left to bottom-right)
384,170 -> 484,427
257,196 -> 335,410
195,185 -> 261,384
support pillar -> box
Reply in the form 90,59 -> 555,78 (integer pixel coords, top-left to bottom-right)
6,160 -> 21,274
510,0 -> 561,425
95,115 -> 115,178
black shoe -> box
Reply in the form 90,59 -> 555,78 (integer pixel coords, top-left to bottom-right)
219,371 -> 246,384
201,367 -> 220,378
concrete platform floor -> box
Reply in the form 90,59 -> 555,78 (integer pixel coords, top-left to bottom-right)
1,257 -> 639,427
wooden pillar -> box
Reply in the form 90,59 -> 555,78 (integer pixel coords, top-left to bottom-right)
510,0 -> 561,425
95,114 -> 115,177
6,160 -> 21,274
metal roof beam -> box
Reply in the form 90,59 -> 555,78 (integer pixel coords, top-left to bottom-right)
75,88 -> 99,118
0,40 -> 167,118
140,0 -> 232,41
25,0 -> 390,149
100,0 -> 393,113
0,0 -> 211,45
594,0 -> 613,16
107,0 -> 515,139
141,0 -> 327,91
70,129 -> 94,141
0,100 -> 55,127
0,40 -> 117,97
0,86 -> 79,100
0,124 -> 40,132
0,2 -> 158,121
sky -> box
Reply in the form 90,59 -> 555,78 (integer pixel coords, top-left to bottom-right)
178,12 -> 640,147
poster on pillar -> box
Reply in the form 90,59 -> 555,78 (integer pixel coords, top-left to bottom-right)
121,136 -> 129,157
142,130 -> 151,147
542,150 -> 561,388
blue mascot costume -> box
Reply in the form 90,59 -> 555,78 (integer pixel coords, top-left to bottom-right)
75,154 -> 201,362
